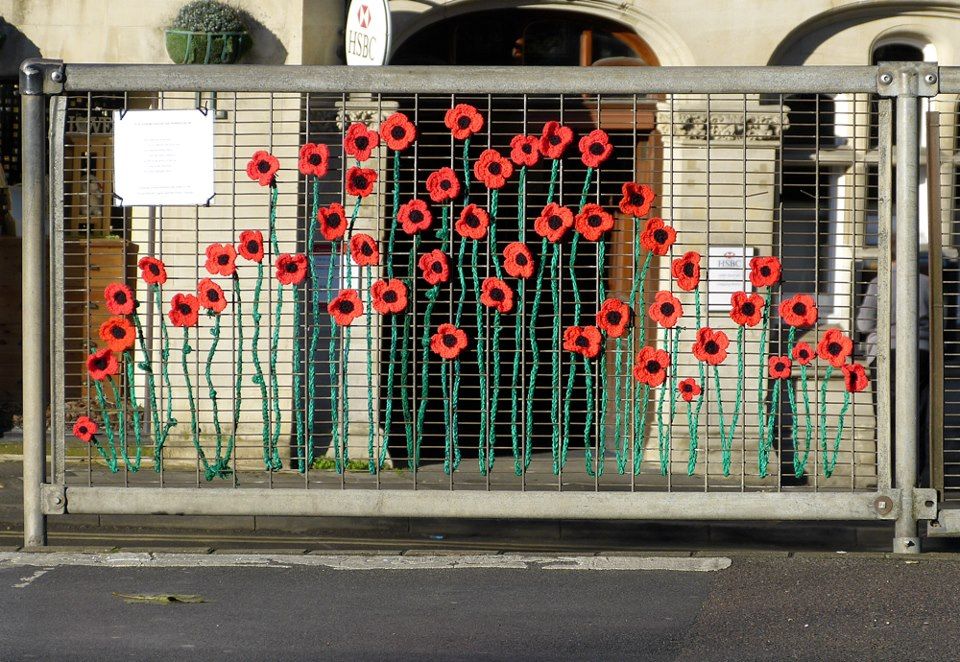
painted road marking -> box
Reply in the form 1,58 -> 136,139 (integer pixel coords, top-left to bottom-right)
13,567 -> 53,588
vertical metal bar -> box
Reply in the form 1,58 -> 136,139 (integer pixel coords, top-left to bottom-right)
876,99 -> 893,491
50,96 -> 67,486
926,110 -> 945,495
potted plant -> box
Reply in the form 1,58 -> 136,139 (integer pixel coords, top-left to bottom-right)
165,0 -> 251,64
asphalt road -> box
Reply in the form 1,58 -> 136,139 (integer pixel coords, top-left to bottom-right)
2,553 -> 959,661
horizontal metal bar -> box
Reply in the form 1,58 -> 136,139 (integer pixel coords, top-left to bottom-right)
937,66 -> 960,93
61,64 -> 883,94
54,486 -> 900,521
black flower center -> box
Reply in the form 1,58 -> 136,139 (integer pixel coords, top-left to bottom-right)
549,135 -> 561,146
257,160 -> 271,173
548,215 -> 563,230
431,261 -> 443,274
355,136 -> 368,150
760,266 -> 771,277
207,290 -> 220,302
148,264 -> 159,275
218,254 -> 229,265
78,425 -> 88,434
522,144 -> 532,154
588,214 -> 602,228
847,373 -> 857,389
774,361 -> 785,372
490,288 -> 504,302
93,357 -> 107,370
326,213 -> 341,228
465,213 -> 480,228
308,153 -> 321,165
660,302 -> 675,316
646,360 -> 662,374
443,333 -> 457,347
440,180 -> 451,190
653,229 -> 668,244
361,243 -> 373,256
799,349 -> 809,359
487,162 -> 502,176
338,300 -> 354,314
793,302 -> 806,315
681,383 -> 692,392
391,126 -> 405,140
589,142 -> 605,155
705,341 -> 718,354
246,240 -> 260,253
741,302 -> 755,316
409,210 -> 423,223
285,262 -> 298,273
113,291 -> 127,304
457,115 -> 471,129
828,342 -> 842,355
351,174 -> 368,189
630,193 -> 644,206
383,290 -> 398,304
606,311 -> 622,325
110,326 -> 125,339
683,263 -> 694,277
515,254 -> 528,266
178,304 -> 191,315
575,336 -> 588,348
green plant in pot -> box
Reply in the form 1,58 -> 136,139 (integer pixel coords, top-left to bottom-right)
165,0 -> 251,64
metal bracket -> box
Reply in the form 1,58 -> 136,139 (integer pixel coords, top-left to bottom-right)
19,58 -> 65,95
40,484 -> 66,515
876,61 -> 939,97
913,488 -> 938,520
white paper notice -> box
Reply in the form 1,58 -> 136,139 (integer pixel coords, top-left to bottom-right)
113,109 -> 215,206
707,246 -> 754,311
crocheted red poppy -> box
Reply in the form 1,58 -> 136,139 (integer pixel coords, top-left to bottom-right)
205,243 -> 237,277
597,298 -> 632,338
246,150 -> 279,187
671,252 -> 701,291
104,283 -> 135,316
768,356 -> 792,380
168,293 -> 200,327
343,123 -> 379,162
692,327 -> 729,365
350,234 -> 380,267
276,253 -> 308,285
98,316 -> 135,354
198,278 -> 227,314
380,112 -> 416,151
649,290 -> 683,329
298,143 -> 330,178
842,363 -> 868,393
474,149 -> 513,190
792,341 -> 814,366
425,167 -> 460,203
444,104 -> 483,140
509,134 -> 541,167
562,325 -> 603,359
418,249 -> 450,286
371,278 -> 408,315
578,129 -> 613,169
316,203 -> 346,242
237,230 -> 265,263
817,328 -> 853,368
678,377 -> 702,402
73,415 -> 98,443
398,199 -> 433,235
779,294 -> 818,328
455,204 -> 489,240
503,242 -> 534,279
431,323 -> 469,360
574,203 -> 614,242
539,121 -> 574,160
634,346 -> 670,387
750,256 -> 781,288
346,167 -> 377,198
534,203 -> 574,243
619,182 -> 656,218
729,291 -> 764,327
327,289 -> 363,326
87,347 -> 118,381
480,277 -> 514,314
138,256 -> 167,286
640,218 -> 676,256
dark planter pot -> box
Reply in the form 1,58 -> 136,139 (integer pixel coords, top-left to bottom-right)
164,29 -> 251,64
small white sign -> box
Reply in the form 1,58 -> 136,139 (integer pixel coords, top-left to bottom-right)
113,109 -> 215,207
345,0 -> 391,66
707,246 -> 754,311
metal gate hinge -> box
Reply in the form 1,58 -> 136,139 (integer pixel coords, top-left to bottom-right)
877,61 -> 939,97
19,59 -> 65,95
41,484 -> 66,515
913,488 -> 938,520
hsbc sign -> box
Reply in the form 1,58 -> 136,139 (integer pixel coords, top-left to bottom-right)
345,0 -> 391,65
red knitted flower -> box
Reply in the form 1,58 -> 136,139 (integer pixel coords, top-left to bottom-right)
578,129 -> 613,168
246,150 -> 279,186
455,204 -> 489,240
563,325 -> 603,359
597,298 -> 632,338
317,203 -> 347,242
640,218 -> 676,256
418,250 -> 450,286
768,356 -> 792,380
138,257 -> 167,286
842,363 -> 869,393
619,182 -> 656,218
380,112 -> 416,151
540,121 -> 574,160
480,277 -> 514,314
343,123 -> 379,162
398,199 -> 432,235
371,279 -> 408,315
298,143 -> 330,178
779,294 -> 818,328
634,347 -> 670,387
678,378 -> 702,402
431,323 -> 469,360
509,134 -> 541,167
328,289 -> 363,326
729,291 -> 764,327
649,290 -> 683,329
205,243 -> 237,277
276,253 -> 308,285
503,242 -> 534,279
73,415 -> 98,442
98,316 -> 135,354
345,166 -> 377,198
168,293 -> 200,327
692,327 -> 729,365
534,203 -> 574,243
198,278 -> 227,314
350,234 -> 380,267
817,328 -> 853,368
474,149 -> 513,190
105,283 -> 135,316
792,341 -> 814,366
574,203 -> 614,242
87,347 -> 119,381
671,252 -> 701,291
750,256 -> 781,288
425,167 -> 460,203
444,104 -> 483,140
237,230 -> 264,263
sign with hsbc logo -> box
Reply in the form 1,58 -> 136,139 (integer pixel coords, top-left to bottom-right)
345,0 -> 391,65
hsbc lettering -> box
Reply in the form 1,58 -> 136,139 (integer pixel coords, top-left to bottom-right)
347,29 -> 377,61
345,0 -> 390,66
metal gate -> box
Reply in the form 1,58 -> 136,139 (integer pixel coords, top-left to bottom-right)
20,60 -> 936,552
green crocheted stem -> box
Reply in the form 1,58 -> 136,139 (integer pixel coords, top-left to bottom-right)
91,379 -> 119,472
723,326 -> 746,465
268,184 -> 280,254
582,355 -> 596,473
578,166 -> 594,212
381,318 -> 398,470
452,357 -> 462,471
567,233 -> 582,325
633,383 -> 650,475
488,309 -> 503,473
268,282 -> 284,471
825,390 -> 852,478
400,235 -> 420,468
525,236 -> 550,471
328,323 -> 342,472
364,267 -> 377,473
105,374 -> 132,472
764,379 -> 782,464
347,196 -> 363,237
153,285 -> 176,471
755,288 -> 774,454
462,138 -> 472,205
819,364 -> 836,476
686,399 -> 699,476
225,276 -> 242,476
180,327 -> 210,474
441,359 -> 455,475
692,288 -> 706,462
785,366 -> 798,478
386,152 -> 401,280
291,285 -> 306,474
794,364 -> 814,478
613,336 -> 626,472
656,357 -> 668,475
713,364 -> 730,476
342,325 -> 352,467
415,286 -> 440,472
130,311 -> 158,467
511,278 -> 525,476
303,179 -> 321,471
561,232 -> 582,472
204,312 -> 224,468
471,239 -> 489,475
659,326 -> 682,476
546,159 -> 560,205
596,238 -> 608,478
626,246 -> 654,475
454,236 -> 468,328
251,261 -> 272,469
121,353 -> 143,472
550,242 -> 563,475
